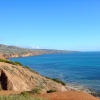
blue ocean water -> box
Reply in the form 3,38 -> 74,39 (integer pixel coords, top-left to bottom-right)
9,52 -> 100,92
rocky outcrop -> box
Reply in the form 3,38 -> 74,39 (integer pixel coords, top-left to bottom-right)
0,53 -> 40,59
0,62 -> 68,92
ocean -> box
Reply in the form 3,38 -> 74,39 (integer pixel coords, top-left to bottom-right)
9,52 -> 100,92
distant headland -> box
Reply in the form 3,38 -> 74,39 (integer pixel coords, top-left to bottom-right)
0,44 -> 78,59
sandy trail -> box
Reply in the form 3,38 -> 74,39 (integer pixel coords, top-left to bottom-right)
0,91 -> 99,100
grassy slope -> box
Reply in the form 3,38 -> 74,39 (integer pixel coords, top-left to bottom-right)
0,95 -> 47,100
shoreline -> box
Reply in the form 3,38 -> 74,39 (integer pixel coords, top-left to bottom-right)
66,84 -> 100,98
0,57 -> 100,99
8,56 -> 100,98
6,54 -> 100,98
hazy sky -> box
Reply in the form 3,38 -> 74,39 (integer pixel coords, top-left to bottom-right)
0,0 -> 100,51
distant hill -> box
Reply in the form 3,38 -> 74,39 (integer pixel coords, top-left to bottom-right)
0,44 -> 78,59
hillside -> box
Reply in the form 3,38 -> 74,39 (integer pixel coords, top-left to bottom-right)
0,44 -> 77,59
0,60 -> 68,92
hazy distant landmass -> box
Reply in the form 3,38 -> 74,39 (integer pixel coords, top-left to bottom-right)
0,44 -> 78,59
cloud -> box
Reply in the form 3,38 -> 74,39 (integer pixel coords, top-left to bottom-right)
29,45 -> 39,49
35,46 -> 39,49
29,45 -> 34,49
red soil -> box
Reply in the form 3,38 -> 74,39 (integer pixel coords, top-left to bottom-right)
37,91 -> 99,100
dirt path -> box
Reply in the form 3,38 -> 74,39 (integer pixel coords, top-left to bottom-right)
37,91 -> 99,100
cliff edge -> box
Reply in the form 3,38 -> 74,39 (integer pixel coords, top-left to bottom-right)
0,61 -> 68,92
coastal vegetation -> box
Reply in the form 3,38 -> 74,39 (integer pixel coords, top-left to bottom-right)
14,61 -> 23,66
0,59 -> 25,67
0,58 -> 22,66
0,94 -> 47,100
52,78 -> 66,86
29,87 -> 41,94
46,77 -> 66,86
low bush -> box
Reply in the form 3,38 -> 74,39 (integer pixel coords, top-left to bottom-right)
20,91 -> 29,97
52,78 -> 66,86
45,77 -> 51,79
0,58 -> 22,66
30,87 -> 41,94
45,76 -> 66,86
24,66 -> 30,69
15,61 -> 23,66
0,95 -> 47,100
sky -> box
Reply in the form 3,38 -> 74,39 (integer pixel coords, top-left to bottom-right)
0,0 -> 100,51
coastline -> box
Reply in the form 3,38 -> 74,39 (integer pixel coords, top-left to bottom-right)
8,57 -> 100,98
66,84 -> 100,98
0,56 -> 100,99
1,51 -> 100,99
8,55 -> 100,98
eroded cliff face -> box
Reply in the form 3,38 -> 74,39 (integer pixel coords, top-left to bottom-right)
0,44 -> 77,59
0,62 -> 68,92
0,53 -> 38,59
0,54 -> 6,59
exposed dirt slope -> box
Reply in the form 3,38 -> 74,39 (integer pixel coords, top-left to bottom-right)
0,62 -> 68,92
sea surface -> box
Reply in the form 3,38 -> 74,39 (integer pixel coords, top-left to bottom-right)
9,52 -> 100,92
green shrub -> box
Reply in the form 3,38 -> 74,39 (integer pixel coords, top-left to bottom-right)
30,87 -> 41,94
45,77 -> 51,79
0,58 -> 18,65
47,89 -> 56,93
0,58 -> 6,62
45,76 -> 66,86
20,91 -> 29,97
15,61 -> 23,66
0,95 -> 47,100
6,60 -> 16,65
52,78 -> 66,86
24,66 -> 30,69
0,58 -> 24,66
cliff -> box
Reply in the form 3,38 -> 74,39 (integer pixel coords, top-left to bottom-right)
0,61 -> 68,92
0,44 -> 78,59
